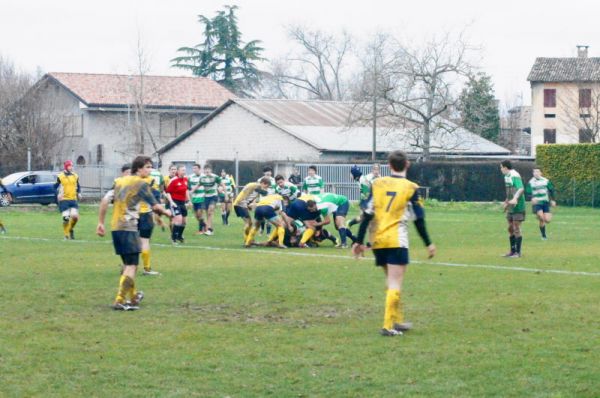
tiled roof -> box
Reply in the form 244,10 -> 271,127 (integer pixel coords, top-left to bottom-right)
46,72 -> 234,109
158,99 -> 510,156
527,58 -> 600,82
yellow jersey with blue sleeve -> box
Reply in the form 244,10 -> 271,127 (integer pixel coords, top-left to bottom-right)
109,176 -> 157,232
362,176 -> 428,249
233,182 -> 261,208
55,171 -> 80,201
256,194 -> 283,210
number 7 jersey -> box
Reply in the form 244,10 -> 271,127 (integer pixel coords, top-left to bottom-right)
364,176 -> 423,249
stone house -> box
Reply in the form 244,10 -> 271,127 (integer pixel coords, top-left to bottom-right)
33,72 -> 233,167
528,45 -> 600,155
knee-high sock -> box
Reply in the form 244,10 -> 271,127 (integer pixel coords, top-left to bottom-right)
339,227 -> 348,245
509,235 -> 516,253
70,217 -> 78,230
268,227 -> 278,242
141,250 -> 151,271
515,236 -> 522,254
171,225 -> 179,241
115,275 -> 134,303
540,225 -> 546,238
63,221 -> 70,236
225,210 -> 230,224
383,288 -> 401,330
300,228 -> 315,244
277,226 -> 286,245
266,224 -> 272,235
245,227 -> 258,246
244,225 -> 252,240
345,228 -> 357,243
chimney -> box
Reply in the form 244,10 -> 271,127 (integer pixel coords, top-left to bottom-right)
577,45 -> 589,58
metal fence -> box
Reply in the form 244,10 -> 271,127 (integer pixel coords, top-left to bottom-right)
76,165 -> 120,199
552,178 -> 600,207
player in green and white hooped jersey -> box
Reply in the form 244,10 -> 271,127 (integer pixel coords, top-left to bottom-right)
526,167 -> 556,240
257,166 -> 277,235
275,174 -> 298,211
219,169 -> 236,226
189,164 -> 207,234
200,164 -> 224,236
302,165 -> 324,195
315,193 -> 356,248
501,160 -> 526,258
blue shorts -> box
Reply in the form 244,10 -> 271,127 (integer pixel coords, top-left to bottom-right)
152,190 -> 161,203
373,248 -> 409,267
234,205 -> 250,219
533,203 -> 550,214
334,201 -> 350,217
138,213 -> 154,239
359,199 -> 369,210
203,196 -> 218,209
255,205 -> 277,222
193,201 -> 204,212
286,200 -> 319,221
58,200 -> 78,212
112,231 -> 141,256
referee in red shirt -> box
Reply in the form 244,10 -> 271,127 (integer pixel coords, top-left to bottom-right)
165,165 -> 190,244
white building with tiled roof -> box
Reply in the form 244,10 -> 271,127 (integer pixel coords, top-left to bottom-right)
528,45 -> 600,155
33,72 -> 233,167
157,98 -> 510,173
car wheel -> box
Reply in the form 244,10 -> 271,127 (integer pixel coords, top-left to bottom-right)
0,193 -> 11,207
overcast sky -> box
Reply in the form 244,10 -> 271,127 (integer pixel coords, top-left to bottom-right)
1,0 -> 598,106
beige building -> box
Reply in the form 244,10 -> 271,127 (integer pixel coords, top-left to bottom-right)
528,46 -> 600,155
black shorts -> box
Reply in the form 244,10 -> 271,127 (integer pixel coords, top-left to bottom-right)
373,248 -> 409,267
203,196 -> 218,209
138,212 -> 154,239
172,200 -> 188,217
58,200 -> 78,212
532,203 -> 550,214
192,201 -> 204,212
234,205 -> 250,219
255,205 -> 277,221
334,201 -> 350,217
112,230 -> 141,264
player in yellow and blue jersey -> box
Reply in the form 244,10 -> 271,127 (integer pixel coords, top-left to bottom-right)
54,160 -> 81,240
244,193 -> 288,248
352,151 -> 436,336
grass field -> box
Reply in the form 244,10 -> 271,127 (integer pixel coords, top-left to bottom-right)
0,203 -> 599,397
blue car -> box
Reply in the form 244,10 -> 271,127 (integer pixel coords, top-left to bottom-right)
1,171 -> 59,206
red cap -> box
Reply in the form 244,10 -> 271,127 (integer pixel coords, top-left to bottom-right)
64,160 -> 73,169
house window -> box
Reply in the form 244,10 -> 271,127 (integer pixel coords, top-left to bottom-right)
76,155 -> 86,165
543,129 -> 556,144
96,144 -> 104,164
579,128 -> 594,143
544,114 -> 556,118
579,89 -> 592,108
543,89 -> 556,108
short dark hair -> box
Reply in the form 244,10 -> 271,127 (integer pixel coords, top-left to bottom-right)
501,160 -> 513,169
263,166 -> 273,173
533,165 -> 541,171
306,199 -> 317,208
259,177 -> 271,185
388,151 -> 408,172
308,165 -> 317,172
275,174 -> 284,181
193,163 -> 201,168
204,164 -> 212,169
121,163 -> 131,173
131,156 -> 152,174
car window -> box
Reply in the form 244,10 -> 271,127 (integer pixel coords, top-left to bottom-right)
39,174 -> 56,183
19,175 -> 34,184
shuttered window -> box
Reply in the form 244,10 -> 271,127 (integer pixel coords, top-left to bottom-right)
543,129 -> 556,143
543,89 -> 556,107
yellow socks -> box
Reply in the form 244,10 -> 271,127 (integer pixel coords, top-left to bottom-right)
268,227 -> 278,242
63,221 -> 70,236
141,250 -> 151,271
245,227 -> 257,246
300,228 -> 315,244
277,226 -> 285,245
383,289 -> 401,330
115,275 -> 134,303
244,225 -> 252,240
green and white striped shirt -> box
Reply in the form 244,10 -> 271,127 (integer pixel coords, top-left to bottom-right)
200,173 -> 222,197
275,182 -> 299,201
526,177 -> 554,204
188,173 -> 205,203
302,175 -> 324,195
359,173 -> 378,200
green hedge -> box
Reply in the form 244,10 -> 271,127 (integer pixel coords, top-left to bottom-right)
536,144 -> 600,206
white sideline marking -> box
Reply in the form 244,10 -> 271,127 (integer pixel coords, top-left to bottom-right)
2,235 -> 600,277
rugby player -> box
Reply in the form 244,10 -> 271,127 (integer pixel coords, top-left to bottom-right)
165,165 -> 190,244
281,195 -> 321,248
149,164 -> 167,231
275,174 -> 298,211
200,164 -> 223,236
219,169 -> 236,226
315,193 -> 356,248
188,164 -> 206,234
348,164 -> 380,229
526,167 -> 556,240
501,160 -> 526,258
54,160 -> 81,240
302,165 -> 324,195
244,194 -> 287,249
139,167 -> 162,276
233,178 -> 271,243
352,150 -> 435,336
97,156 -> 171,310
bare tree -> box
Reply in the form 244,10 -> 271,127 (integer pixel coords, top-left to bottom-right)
264,26 -> 354,100
351,33 -> 478,160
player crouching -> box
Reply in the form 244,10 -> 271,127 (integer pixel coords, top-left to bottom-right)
244,194 -> 288,249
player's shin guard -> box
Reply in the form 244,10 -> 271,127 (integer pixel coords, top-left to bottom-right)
339,227 -> 348,245
115,275 -> 134,304
141,250 -> 151,271
383,289 -> 401,330
300,228 -> 315,244
277,226 -> 286,245
245,227 -> 257,246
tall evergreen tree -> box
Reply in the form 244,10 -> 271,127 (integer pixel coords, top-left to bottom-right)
171,5 -> 264,96
458,73 -> 500,142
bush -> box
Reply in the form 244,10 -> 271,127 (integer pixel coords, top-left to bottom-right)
536,144 -> 600,206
